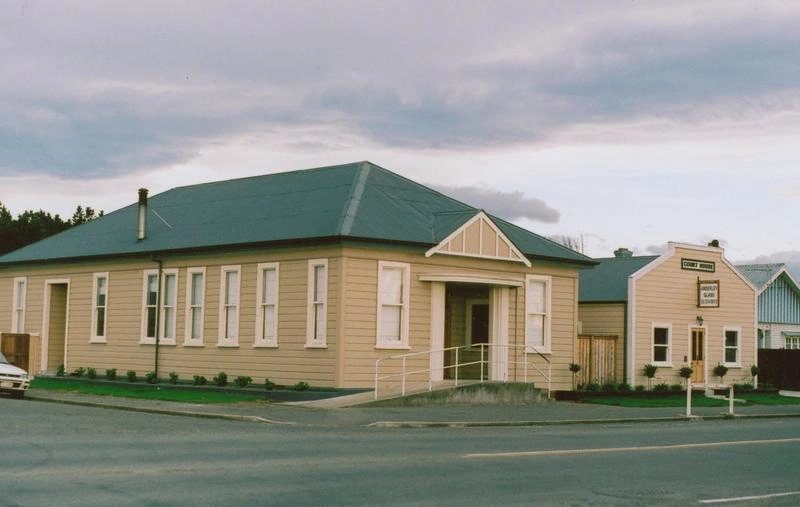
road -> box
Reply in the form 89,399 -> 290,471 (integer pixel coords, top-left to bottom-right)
1,398 -> 799,507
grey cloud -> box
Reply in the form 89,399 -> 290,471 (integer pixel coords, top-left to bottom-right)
431,184 -> 559,224
3,1 -> 800,177
644,244 -> 668,255
741,250 -> 800,280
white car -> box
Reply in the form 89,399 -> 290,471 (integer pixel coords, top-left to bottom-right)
0,351 -> 31,399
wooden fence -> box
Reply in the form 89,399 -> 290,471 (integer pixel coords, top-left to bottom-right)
576,334 -> 617,387
1,333 -> 31,371
758,349 -> 800,389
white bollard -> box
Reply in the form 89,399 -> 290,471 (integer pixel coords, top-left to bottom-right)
686,378 -> 692,417
728,385 -> 734,415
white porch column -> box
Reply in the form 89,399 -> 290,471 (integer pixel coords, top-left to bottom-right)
429,282 -> 445,382
490,287 -> 510,381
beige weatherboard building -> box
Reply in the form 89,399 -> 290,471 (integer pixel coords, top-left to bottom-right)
0,162 -> 595,394
578,242 -> 757,388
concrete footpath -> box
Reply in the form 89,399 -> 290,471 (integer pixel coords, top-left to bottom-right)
23,388 -> 800,428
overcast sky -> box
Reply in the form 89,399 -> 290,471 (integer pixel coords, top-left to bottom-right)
1,0 -> 799,274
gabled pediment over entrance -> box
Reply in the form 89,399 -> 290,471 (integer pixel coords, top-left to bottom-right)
426,211 -> 531,267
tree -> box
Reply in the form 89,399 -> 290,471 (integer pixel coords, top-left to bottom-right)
0,202 -> 103,256
643,363 -> 658,390
71,205 -> 104,225
549,234 -> 587,254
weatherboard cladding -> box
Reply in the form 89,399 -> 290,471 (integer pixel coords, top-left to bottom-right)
578,255 -> 659,303
0,161 -> 593,267
738,264 -> 800,325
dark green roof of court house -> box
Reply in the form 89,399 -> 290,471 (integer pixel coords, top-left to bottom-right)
579,255 -> 660,303
0,161 -> 595,267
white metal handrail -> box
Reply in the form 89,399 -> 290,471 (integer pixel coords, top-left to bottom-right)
374,343 -> 551,400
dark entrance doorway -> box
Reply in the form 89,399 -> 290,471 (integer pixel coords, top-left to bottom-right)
46,283 -> 69,373
444,283 -> 490,380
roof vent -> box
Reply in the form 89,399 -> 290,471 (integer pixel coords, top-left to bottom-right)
614,247 -> 633,258
708,239 -> 720,248
137,188 -> 148,241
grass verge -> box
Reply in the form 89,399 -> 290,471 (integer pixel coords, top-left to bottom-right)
30,378 -> 267,404
581,392 -> 800,408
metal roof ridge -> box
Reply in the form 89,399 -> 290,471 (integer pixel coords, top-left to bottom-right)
338,162 -> 372,236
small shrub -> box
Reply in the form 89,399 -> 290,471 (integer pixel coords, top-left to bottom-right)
600,381 -> 617,392
126,370 -> 137,383
750,364 -> 760,378
679,366 -> 694,379
264,378 -> 276,390
213,371 -> 228,387
105,368 -> 117,381
713,363 -> 729,382
293,381 -> 310,391
583,382 -> 600,392
643,363 -> 658,389
145,371 -> 158,384
617,382 -> 632,392
86,367 -> 97,379
169,372 -> 179,385
670,384 -> 683,391
56,364 -> 66,377
193,375 -> 208,386
70,367 -> 86,378
635,384 -> 646,392
653,383 -> 670,391
234,375 -> 253,388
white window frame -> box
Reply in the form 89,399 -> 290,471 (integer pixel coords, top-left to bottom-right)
160,270 -> 178,345
218,265 -> 241,347
140,269 -> 178,345
525,274 -> 552,353
786,336 -> 800,350
184,267 -> 205,347
255,262 -> 279,348
90,273 -> 108,343
723,326 -> 741,367
652,323 -> 672,366
141,270 -> 159,344
376,261 -> 411,350
306,259 -> 328,348
11,277 -> 27,333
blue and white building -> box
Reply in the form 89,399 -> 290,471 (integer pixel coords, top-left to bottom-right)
737,264 -> 800,349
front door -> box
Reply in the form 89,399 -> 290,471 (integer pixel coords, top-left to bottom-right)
691,328 -> 705,384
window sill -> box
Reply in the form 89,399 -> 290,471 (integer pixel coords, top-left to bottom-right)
305,343 -> 328,349
217,342 -> 240,348
254,343 -> 278,349
652,362 -> 673,368
89,338 -> 107,344
139,339 -> 177,346
723,363 -> 741,368
525,347 -> 551,355
375,343 -> 411,350
183,342 -> 205,348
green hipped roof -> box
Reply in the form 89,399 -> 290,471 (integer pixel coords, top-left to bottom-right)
0,161 -> 595,267
579,255 -> 659,303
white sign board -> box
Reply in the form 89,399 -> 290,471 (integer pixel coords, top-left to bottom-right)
698,280 -> 720,308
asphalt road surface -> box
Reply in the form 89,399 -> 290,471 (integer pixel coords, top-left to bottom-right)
1,398 -> 799,507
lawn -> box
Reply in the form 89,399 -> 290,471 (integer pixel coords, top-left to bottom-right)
580,392 -> 800,408
31,378 -> 268,404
